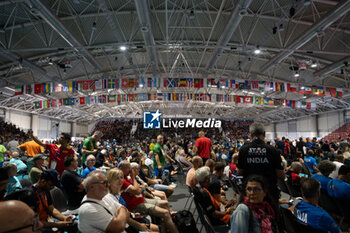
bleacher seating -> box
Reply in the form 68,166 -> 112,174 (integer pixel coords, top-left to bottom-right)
322,122 -> 350,141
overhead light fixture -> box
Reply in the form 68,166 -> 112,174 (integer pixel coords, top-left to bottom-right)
221,86 -> 226,89
261,92 -> 264,95
58,83 -> 63,87
303,95 -> 307,99
139,83 -> 143,88
254,46 -> 261,54
48,59 -> 53,65
294,72 -> 300,77
120,46 -> 127,51
311,62 -> 317,68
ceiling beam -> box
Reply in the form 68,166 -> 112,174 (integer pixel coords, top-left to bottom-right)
260,0 -> 350,73
134,0 -> 159,73
26,0 -> 102,72
206,0 -> 253,70
314,56 -> 350,79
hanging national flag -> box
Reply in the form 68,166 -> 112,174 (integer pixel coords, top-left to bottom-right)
58,99 -> 63,106
23,84 -> 33,94
34,84 -> 42,94
254,97 -> 261,105
80,97 -> 85,105
14,85 -> 23,96
34,101 -> 41,109
187,78 -> 193,88
336,88 -> 343,98
63,98 -> 70,105
95,80 -> 103,89
162,78 -> 167,88
286,83 -> 298,93
68,81 -> 76,91
85,97 -> 90,105
274,99 -> 281,106
89,80 -> 96,90
235,96 -> 243,103
179,78 -> 187,87
258,81 -> 265,92
108,95 -> 116,103
108,79 -> 116,89
129,78 -> 137,88
304,86 -> 312,95
69,98 -> 75,105
122,79 -> 129,88
243,96 -> 252,104
82,81 -> 90,90
244,80 -> 251,90
251,81 -> 259,89
194,78 -> 203,88
157,93 -> 163,101
275,82 -> 285,92
128,94 -> 134,102
76,81 -> 83,91
90,96 -> 97,104
51,99 -> 57,107
316,86 -> 324,96
264,82 -> 272,92
74,98 -> 80,105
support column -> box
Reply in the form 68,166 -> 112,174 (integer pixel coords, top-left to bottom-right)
315,114 -> 319,138
309,115 -> 317,138
71,122 -> 77,137
273,123 -> 277,139
31,114 -> 39,136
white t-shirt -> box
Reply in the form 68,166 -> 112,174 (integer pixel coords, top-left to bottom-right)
329,161 -> 344,179
78,195 -> 120,233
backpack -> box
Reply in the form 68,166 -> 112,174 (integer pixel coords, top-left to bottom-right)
172,210 -> 199,233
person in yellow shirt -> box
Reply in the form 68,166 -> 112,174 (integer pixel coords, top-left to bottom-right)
149,139 -> 156,151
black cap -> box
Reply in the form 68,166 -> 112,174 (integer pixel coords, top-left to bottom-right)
41,169 -> 61,188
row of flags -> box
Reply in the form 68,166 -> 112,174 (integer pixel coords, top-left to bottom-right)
34,93 -> 316,110
14,78 -> 343,98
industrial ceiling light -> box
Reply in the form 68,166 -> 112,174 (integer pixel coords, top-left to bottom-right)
120,46 -> 127,51
139,83 -> 143,88
254,46 -> 261,54
294,71 -> 300,77
311,62 -> 317,68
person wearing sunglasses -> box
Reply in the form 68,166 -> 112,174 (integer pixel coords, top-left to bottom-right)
79,171 -> 129,233
230,175 -> 278,233
0,200 -> 43,233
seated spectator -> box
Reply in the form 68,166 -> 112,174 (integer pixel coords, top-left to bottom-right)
193,166 -> 233,226
207,162 -> 231,205
329,154 -> 344,179
293,178 -> 341,233
230,175 -> 277,233
29,154 -> 47,184
186,156 -> 203,189
303,150 -> 319,174
286,162 -> 303,196
9,151 -> 27,172
176,149 -> 192,171
0,200 -> 43,232
327,165 -> 350,202
0,167 -> 9,200
117,149 -> 127,166
81,155 -> 96,178
205,159 -> 215,172
61,155 -> 85,210
78,171 -> 129,233
33,169 -> 76,231
118,161 -> 179,233
312,160 -> 336,191
105,168 -> 159,232
3,163 -> 22,195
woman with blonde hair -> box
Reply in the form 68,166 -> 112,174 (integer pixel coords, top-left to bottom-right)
105,168 -> 159,233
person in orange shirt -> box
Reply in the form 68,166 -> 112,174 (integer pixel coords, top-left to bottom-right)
18,139 -> 44,157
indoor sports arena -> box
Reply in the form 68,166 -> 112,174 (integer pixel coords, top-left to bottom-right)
0,1 -> 350,232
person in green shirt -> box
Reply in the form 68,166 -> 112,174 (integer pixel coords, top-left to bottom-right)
81,131 -> 103,165
0,143 -> 8,168
153,135 -> 166,178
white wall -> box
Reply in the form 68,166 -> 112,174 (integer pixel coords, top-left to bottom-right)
265,110 -> 348,140
5,109 -> 31,131
76,124 -> 89,137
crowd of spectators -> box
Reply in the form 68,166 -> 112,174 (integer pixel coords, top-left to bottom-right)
0,118 -> 350,232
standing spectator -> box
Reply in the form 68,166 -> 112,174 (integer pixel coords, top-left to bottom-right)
82,155 -> 96,178
53,133 -> 75,175
30,132 -> 58,169
303,150 -> 319,174
293,178 -> 341,233
275,138 -> 285,156
61,156 -> 85,210
149,139 -> 156,151
81,131 -> 103,165
186,156 -> 203,189
282,137 -> 291,159
193,131 -> 212,164
78,171 -> 129,233
237,123 -> 285,200
0,139 -> 7,168
296,137 -> 305,156
327,165 -> 350,202
0,167 -> 9,200
18,139 -> 44,157
29,154 -> 47,184
153,135 -> 166,179
329,154 -> 344,179
312,160 -> 336,191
